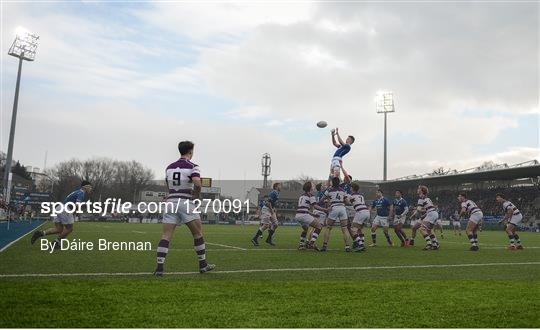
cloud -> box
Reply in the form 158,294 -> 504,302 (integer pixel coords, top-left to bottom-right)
1,2 -> 537,183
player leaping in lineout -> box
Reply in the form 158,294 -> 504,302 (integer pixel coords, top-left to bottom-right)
330,127 -> 355,179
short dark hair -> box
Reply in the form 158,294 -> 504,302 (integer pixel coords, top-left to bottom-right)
395,189 -> 403,194
81,180 -> 91,187
331,177 -> 340,188
303,181 -> 312,193
351,182 -> 360,192
273,182 -> 281,190
458,192 -> 467,198
315,182 -> 322,191
348,135 -> 355,143
377,189 -> 383,194
496,193 -> 505,199
178,141 -> 194,155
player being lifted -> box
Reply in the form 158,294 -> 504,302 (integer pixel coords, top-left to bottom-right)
410,185 -> 440,250
321,177 -> 353,252
348,182 -> 370,252
31,180 -> 93,248
251,182 -> 281,246
369,189 -> 394,247
295,181 -> 328,250
496,193 -> 524,250
389,190 -> 410,247
154,141 -> 214,276
458,193 -> 483,251
330,127 -> 355,178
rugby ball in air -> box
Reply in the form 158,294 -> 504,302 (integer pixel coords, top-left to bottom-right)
317,121 -> 328,128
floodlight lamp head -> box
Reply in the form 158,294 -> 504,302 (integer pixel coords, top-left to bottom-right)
375,91 -> 395,113
8,27 -> 39,61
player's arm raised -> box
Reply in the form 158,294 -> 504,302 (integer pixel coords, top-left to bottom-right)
335,127 -> 346,146
331,128 -> 341,147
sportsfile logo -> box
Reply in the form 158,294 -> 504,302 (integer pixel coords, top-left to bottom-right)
40,198 -> 250,216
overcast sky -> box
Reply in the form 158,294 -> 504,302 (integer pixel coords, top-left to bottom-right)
1,2 -> 538,181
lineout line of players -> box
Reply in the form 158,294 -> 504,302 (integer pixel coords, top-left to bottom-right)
30,140 -> 525,276
250,166 -> 525,252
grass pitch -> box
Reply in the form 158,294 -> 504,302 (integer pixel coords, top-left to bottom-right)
0,222 -> 539,328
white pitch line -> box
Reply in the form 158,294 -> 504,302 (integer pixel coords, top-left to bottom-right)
0,221 -> 46,253
1,261 -> 538,278
132,230 -> 146,234
206,242 -> 247,250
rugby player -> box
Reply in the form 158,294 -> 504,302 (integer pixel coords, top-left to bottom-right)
348,182 -> 370,252
451,210 -> 462,236
369,189 -> 393,247
31,180 -> 93,248
308,182 -> 329,240
321,177 -> 353,252
458,193 -> 483,251
251,182 -> 281,246
496,193 -> 524,250
153,141 -> 214,276
329,127 -> 355,179
296,182 -> 328,250
411,185 -> 440,250
408,205 -> 422,246
433,203 -> 445,239
389,190 -> 409,247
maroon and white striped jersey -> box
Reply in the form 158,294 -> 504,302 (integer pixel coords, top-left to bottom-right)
348,192 -> 368,212
296,193 -> 316,214
502,200 -> 521,216
461,199 -> 482,215
165,158 -> 200,200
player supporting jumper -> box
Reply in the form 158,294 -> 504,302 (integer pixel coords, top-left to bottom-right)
154,141 -> 214,276
496,193 -> 524,250
457,193 -> 483,251
348,182 -> 370,252
330,127 -> 354,178
369,189 -> 393,247
296,182 -> 328,250
251,182 -> 281,246
322,177 -> 353,252
31,180 -> 93,248
411,185 -> 440,250
390,190 -> 410,247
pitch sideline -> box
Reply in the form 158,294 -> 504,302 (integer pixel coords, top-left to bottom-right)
0,261 -> 538,278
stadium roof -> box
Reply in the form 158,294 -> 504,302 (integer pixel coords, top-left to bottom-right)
379,161 -> 540,187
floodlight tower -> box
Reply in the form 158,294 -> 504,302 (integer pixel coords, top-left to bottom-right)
376,91 -> 395,181
3,27 -> 39,202
261,153 -> 271,188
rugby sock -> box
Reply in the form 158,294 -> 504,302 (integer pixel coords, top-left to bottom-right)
310,227 -> 321,242
371,233 -> 376,244
156,239 -> 169,272
194,237 -> 207,269
468,234 -> 475,246
253,229 -> 263,241
396,231 -> 405,243
384,232 -> 392,245
360,234 -> 365,247
473,234 -> 478,246
514,234 -> 521,245
508,235 -> 515,245
429,234 -> 439,246
423,234 -> 432,246
300,231 -> 307,245
267,229 -> 275,242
